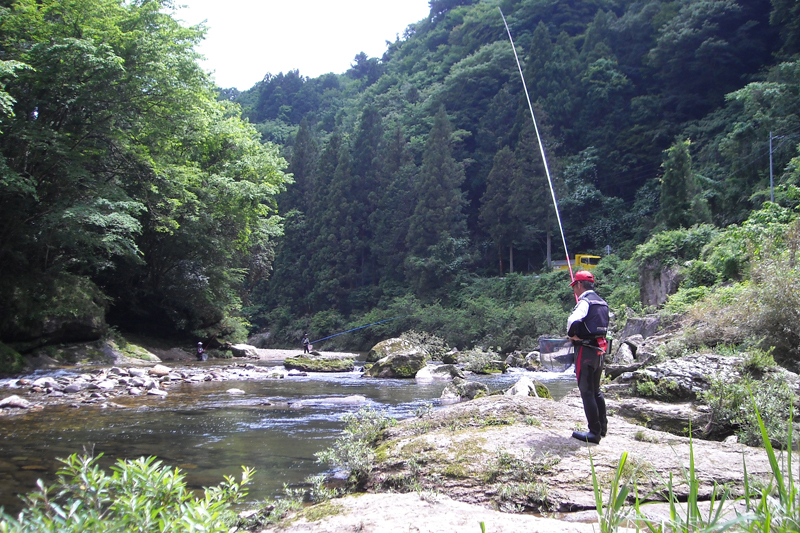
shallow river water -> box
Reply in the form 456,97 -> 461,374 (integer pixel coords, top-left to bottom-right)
0,361 -> 576,515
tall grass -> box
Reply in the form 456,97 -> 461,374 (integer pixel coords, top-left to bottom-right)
587,394 -> 800,533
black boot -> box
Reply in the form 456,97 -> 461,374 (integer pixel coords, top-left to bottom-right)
572,431 -> 601,444
600,426 -> 607,437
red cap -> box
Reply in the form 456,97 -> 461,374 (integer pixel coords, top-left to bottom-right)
570,270 -> 594,286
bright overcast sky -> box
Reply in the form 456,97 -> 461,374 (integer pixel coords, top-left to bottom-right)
175,1 -> 431,91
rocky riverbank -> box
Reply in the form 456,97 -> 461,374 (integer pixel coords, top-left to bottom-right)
0,346 -> 361,413
252,392 -> 778,533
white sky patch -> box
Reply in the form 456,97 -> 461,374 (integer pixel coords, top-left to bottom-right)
176,0 -> 431,90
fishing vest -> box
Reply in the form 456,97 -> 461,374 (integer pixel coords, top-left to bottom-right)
570,292 -> 609,340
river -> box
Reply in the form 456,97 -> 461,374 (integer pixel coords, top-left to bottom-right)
0,361 -> 576,515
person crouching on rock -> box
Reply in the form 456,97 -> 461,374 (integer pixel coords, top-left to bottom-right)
567,270 -> 609,444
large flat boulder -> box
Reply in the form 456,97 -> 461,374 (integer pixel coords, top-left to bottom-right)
366,395 -> 776,514
363,351 -> 428,378
284,356 -> 355,372
366,338 -> 422,363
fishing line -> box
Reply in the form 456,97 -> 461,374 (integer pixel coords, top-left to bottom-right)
310,315 -> 410,345
499,7 -> 576,287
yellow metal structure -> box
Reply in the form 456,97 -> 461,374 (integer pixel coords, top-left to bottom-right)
551,254 -> 601,271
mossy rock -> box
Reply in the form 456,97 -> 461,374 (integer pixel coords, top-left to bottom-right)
534,382 -> 552,399
284,356 -> 355,372
366,338 -> 420,363
474,361 -> 508,374
0,341 -> 24,375
364,352 -> 428,378
0,273 -> 107,349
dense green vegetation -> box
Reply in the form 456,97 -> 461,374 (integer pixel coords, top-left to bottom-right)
1,0 -> 800,355
236,0 -> 800,348
0,454 -> 252,532
0,0 -> 289,350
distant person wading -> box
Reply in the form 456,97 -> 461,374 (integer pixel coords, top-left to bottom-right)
196,342 -> 207,361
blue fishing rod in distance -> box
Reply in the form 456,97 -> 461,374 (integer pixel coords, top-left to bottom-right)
310,315 -> 410,345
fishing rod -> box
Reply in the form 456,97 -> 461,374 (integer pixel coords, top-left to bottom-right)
498,7 -> 577,295
310,315 -> 410,345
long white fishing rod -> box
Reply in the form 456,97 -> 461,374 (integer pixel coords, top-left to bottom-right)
498,7 -> 575,285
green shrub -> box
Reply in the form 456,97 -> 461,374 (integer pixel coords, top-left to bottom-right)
682,260 -> 719,288
741,348 -> 778,375
400,330 -> 450,360
632,225 -> 719,269
664,286 -> 712,314
0,454 -> 252,533
634,377 -> 682,400
461,347 -> 501,373
701,374 -> 794,447
704,203 -> 799,282
0,342 -> 24,375
682,284 -> 750,349
315,407 -> 396,486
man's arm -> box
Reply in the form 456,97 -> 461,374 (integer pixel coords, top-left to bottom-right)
567,300 -> 589,340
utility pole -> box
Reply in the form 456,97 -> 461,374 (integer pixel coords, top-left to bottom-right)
770,131 -> 774,203
770,131 -> 785,203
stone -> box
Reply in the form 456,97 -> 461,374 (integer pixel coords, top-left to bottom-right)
147,389 -> 167,397
366,338 -> 423,363
230,344 -> 260,358
284,356 -> 355,373
618,316 -> 661,341
640,260 -> 682,307
227,388 -> 246,395
0,395 -> 32,409
64,383 -> 86,393
609,342 -> 635,365
32,377 -> 58,389
440,377 -> 489,402
92,380 -> 117,391
631,353 -> 745,401
148,364 -> 170,377
524,351 -> 542,370
2,274 -> 107,348
504,376 -> 551,399
613,396 -> 712,435
365,394 -> 777,522
128,368 -> 147,377
363,352 -> 428,378
415,364 -> 465,381
441,349 -> 459,364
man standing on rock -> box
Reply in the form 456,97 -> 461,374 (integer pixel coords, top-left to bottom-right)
567,270 -> 609,444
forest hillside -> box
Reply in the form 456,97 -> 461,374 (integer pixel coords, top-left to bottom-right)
231,0 -> 800,352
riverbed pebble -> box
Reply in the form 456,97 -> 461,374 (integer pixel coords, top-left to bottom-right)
0,362 -> 296,412
0,395 -> 32,409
